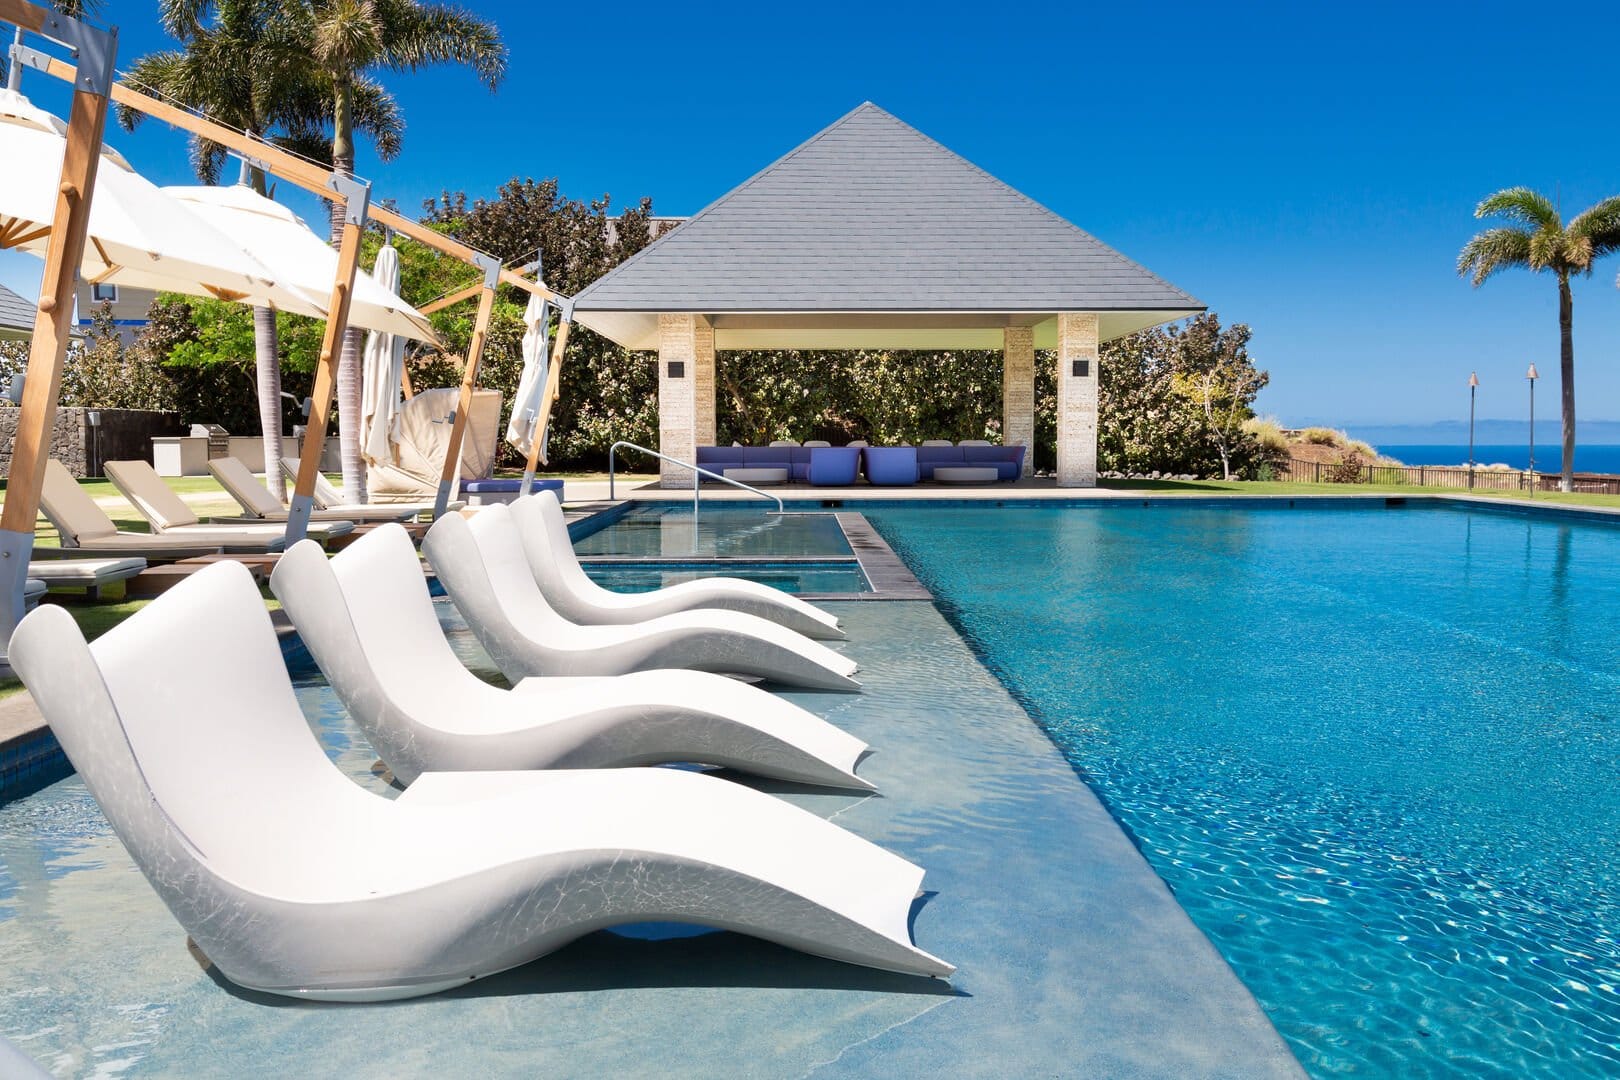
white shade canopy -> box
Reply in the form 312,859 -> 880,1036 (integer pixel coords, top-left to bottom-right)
165,185 -> 437,342
0,90 -> 315,312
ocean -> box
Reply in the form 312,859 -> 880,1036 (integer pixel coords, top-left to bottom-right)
1375,444 -> 1620,474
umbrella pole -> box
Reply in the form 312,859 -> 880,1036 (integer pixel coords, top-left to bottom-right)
0,10 -> 114,670
521,312 -> 572,494
287,177 -> 369,545
434,256 -> 500,519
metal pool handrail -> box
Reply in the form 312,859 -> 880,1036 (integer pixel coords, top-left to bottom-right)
608,441 -> 784,517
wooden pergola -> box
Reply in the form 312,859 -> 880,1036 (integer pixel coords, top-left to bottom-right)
0,0 -> 572,665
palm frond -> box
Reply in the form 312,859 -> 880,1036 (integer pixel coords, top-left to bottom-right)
116,51 -> 187,130
310,0 -> 382,71
377,2 -> 506,88
1457,227 -> 1535,285
1568,196 -> 1620,260
1475,187 -> 1560,230
349,77 -> 404,160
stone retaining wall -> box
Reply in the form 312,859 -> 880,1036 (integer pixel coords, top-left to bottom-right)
0,406 -> 185,478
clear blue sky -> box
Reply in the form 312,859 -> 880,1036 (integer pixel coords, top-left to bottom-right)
6,0 -> 1619,434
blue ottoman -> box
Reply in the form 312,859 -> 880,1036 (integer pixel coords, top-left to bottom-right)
462,478 -> 565,506
808,446 -> 860,486
862,446 -> 919,486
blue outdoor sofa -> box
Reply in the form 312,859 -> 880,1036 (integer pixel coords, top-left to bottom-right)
916,444 -> 1025,481
695,443 -> 1025,486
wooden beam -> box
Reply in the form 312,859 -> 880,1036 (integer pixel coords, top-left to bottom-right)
368,206 -> 566,306
0,83 -> 109,535
524,317 -> 571,474
31,51 -> 343,203
419,279 -> 484,315
286,218 -> 364,543
434,281 -> 496,517
0,0 -> 53,35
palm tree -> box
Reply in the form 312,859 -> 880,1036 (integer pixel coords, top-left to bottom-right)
1459,188 -> 1620,492
121,0 -> 401,498
287,0 -> 506,500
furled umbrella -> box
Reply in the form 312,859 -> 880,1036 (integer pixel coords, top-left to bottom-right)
360,241 -> 408,468
506,290 -> 551,493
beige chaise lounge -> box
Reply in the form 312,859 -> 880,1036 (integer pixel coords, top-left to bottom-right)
209,457 -> 417,524
24,552 -> 146,598
104,460 -> 349,545
39,459 -> 284,556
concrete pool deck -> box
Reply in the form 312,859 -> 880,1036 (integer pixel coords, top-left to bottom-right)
0,595 -> 1302,1077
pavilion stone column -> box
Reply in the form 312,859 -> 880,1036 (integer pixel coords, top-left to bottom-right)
1002,326 -> 1035,475
1056,312 -> 1100,487
656,313 -> 715,488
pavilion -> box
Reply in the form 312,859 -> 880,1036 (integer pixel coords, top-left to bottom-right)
573,103 -> 1204,487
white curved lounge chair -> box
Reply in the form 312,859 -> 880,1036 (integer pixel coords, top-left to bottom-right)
269,525 -> 873,789
8,561 -> 952,1001
424,505 -> 861,691
509,492 -> 845,641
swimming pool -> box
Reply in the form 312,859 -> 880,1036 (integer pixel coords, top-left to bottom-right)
864,500 -> 1620,1077
0,567 -> 1299,1076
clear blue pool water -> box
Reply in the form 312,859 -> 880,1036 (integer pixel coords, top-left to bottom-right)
573,507 -> 851,558
865,501 -> 1620,1078
582,561 -> 869,595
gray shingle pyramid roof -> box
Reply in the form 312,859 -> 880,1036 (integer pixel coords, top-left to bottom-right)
0,281 -> 35,338
575,102 -> 1202,316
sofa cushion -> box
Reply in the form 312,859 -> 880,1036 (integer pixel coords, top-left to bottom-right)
741,446 -> 792,468
916,444 -> 965,479
959,444 -> 1025,480
697,446 -> 746,467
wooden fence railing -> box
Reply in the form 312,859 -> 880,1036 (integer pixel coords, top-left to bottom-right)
1276,458 -> 1620,495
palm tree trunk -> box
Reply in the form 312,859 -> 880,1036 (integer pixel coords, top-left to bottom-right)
329,77 -> 367,501
1559,273 -> 1575,493
247,165 -> 285,501
252,305 -> 285,500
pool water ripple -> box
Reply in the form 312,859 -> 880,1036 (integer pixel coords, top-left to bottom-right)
866,502 -> 1620,1077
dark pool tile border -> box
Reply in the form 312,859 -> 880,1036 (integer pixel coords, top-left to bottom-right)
833,513 -> 931,600
0,726 -> 71,802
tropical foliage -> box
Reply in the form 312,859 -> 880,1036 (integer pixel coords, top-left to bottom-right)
1459,187 -> 1620,491
1095,315 -> 1270,477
